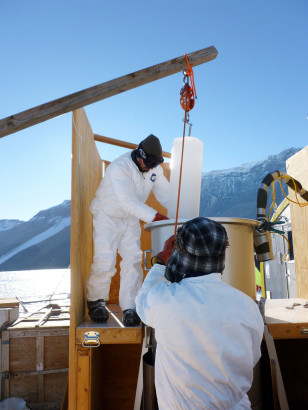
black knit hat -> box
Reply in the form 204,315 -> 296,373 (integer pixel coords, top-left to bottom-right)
138,134 -> 164,168
165,217 -> 228,283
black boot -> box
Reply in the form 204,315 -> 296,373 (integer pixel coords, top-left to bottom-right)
123,309 -> 141,327
87,299 -> 109,322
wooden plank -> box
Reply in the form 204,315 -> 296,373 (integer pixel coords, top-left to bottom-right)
94,134 -> 171,158
36,336 -> 44,402
0,46 -> 218,137
8,328 -> 68,338
9,368 -> 68,377
0,335 -> 2,399
265,298 -> 308,339
75,326 -> 142,345
1,331 -> 10,399
267,323 -> 308,339
286,146 -> 308,298
76,347 -> 91,410
0,298 -> 19,308
69,108 -> 102,410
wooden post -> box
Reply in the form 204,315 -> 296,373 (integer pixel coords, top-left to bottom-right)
0,331 -> 10,399
286,146 -> 308,298
94,134 -> 171,159
0,46 -> 218,138
76,347 -> 92,410
36,336 -> 44,403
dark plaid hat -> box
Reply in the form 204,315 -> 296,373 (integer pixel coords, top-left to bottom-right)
165,217 -> 228,283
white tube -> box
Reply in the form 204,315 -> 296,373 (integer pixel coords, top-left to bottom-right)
167,137 -> 203,219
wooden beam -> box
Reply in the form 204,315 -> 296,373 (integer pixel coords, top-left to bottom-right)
0,46 -> 218,138
94,134 -> 171,158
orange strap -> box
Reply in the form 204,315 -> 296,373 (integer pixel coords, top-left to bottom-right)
184,54 -> 197,100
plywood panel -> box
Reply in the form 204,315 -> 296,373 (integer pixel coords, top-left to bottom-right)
44,335 -> 69,369
286,146 -> 308,298
91,344 -> 142,410
70,108 -> 102,409
9,337 -> 37,372
9,376 -> 39,403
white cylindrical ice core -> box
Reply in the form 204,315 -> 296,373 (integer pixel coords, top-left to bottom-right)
167,136 -> 203,219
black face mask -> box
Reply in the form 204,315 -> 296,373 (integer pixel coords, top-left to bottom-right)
143,155 -> 164,169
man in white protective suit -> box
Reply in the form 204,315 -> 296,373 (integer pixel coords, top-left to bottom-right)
136,217 -> 264,409
87,134 -> 170,327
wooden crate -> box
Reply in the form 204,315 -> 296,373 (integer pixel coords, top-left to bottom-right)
0,307 -> 69,409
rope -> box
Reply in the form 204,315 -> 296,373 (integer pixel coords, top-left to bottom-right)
174,109 -> 188,235
174,55 -> 197,235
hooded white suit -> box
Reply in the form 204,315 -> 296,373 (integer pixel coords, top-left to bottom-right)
136,264 -> 264,409
87,151 -> 169,311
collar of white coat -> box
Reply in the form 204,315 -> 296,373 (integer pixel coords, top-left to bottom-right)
181,272 -> 222,283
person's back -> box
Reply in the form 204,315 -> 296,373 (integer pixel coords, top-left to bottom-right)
136,217 -> 264,409
148,269 -> 263,409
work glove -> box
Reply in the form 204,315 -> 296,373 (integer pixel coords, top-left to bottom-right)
151,234 -> 176,266
152,212 -> 169,222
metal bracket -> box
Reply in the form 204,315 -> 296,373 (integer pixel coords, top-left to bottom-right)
1,372 -> 10,380
82,331 -> 100,348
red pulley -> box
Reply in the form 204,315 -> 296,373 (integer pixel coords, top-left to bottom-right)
180,83 -> 195,111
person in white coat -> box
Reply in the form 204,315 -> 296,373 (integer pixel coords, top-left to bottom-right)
136,217 -> 264,409
87,134 -> 170,326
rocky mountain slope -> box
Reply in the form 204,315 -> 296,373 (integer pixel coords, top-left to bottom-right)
0,148 -> 301,271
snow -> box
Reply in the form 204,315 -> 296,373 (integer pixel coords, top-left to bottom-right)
0,217 -> 71,265
0,220 -> 23,232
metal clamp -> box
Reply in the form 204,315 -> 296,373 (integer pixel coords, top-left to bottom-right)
144,250 -> 152,271
82,331 -> 100,348
145,326 -> 153,349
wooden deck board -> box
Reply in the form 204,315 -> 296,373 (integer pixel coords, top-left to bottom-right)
265,298 -> 308,339
76,304 -> 142,345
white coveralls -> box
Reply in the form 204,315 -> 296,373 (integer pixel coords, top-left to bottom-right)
136,264 -> 264,410
87,151 -> 169,311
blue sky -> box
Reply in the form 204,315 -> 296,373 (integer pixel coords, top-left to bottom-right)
1,0 -> 307,221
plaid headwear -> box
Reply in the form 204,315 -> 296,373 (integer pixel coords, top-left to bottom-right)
165,217 -> 228,283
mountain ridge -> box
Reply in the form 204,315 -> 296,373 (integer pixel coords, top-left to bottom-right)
0,148 -> 302,271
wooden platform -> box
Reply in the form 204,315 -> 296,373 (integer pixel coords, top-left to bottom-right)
265,298 -> 308,339
76,304 -> 142,345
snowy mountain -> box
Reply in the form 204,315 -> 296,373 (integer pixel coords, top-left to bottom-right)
0,201 -> 71,271
199,147 -> 301,219
0,148 -> 302,271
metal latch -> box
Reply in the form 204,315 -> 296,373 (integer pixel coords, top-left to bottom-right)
1,372 -> 10,380
82,331 -> 100,348
144,250 -> 152,271
301,328 -> 308,335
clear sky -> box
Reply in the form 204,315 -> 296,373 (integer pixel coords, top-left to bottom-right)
1,0 -> 307,221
